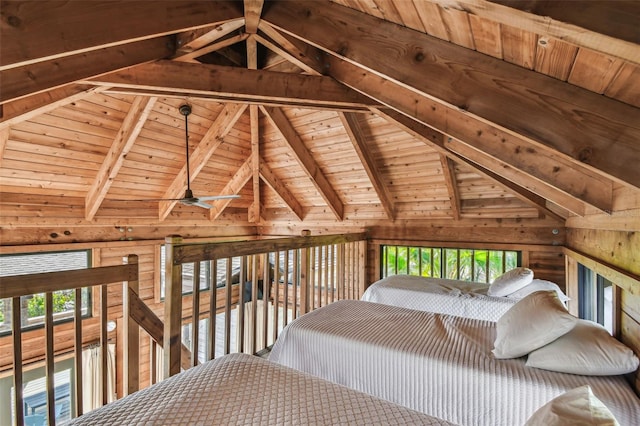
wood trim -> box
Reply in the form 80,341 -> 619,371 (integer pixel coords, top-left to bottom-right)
259,158 -> 304,220
209,157 -> 253,221
440,155 -> 460,220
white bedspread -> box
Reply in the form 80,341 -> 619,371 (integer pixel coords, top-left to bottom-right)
270,300 -> 639,426
361,275 -> 517,321
68,353 -> 451,425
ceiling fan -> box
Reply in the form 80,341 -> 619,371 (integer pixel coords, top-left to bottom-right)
121,104 -> 239,209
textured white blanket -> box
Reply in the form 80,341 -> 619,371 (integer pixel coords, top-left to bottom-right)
270,300 -> 639,426
68,353 -> 452,425
361,275 -> 517,321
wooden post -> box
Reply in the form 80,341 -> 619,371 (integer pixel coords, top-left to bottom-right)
123,254 -> 139,395
191,261 -> 200,367
300,247 -> 310,314
74,287 -> 84,416
358,240 -> 367,298
565,255 -> 579,316
163,235 -> 183,379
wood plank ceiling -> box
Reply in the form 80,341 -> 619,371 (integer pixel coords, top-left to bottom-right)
1,0 -> 639,237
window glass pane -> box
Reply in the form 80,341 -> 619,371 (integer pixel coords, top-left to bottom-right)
0,251 -> 91,334
445,249 -> 458,280
380,245 -> 521,282
474,250 -> 488,283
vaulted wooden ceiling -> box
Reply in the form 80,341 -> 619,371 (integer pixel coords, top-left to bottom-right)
1,0 -> 639,236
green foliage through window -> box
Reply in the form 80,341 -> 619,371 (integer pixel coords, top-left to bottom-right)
381,245 -> 520,283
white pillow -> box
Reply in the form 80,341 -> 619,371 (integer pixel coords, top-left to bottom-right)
493,290 -> 577,359
507,279 -> 570,302
526,319 -> 639,375
525,385 -> 619,426
488,267 -> 534,297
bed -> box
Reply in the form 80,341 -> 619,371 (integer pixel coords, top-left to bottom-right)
67,353 -> 452,425
361,273 -> 569,321
269,300 -> 639,426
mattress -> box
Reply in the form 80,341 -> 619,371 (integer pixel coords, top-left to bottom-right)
361,275 -> 518,321
270,300 -> 640,426
68,353 -> 452,425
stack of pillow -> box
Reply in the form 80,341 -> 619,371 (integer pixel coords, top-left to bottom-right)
493,290 -> 639,425
487,267 -> 570,303
493,290 -> 639,375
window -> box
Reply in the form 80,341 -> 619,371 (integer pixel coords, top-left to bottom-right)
0,251 -> 91,335
381,245 -> 520,283
578,263 -> 613,333
159,245 -> 217,299
0,357 -> 75,426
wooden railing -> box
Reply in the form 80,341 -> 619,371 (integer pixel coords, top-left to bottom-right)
0,255 -> 139,426
157,233 -> 368,379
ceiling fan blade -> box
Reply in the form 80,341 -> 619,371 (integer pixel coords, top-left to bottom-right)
186,200 -> 214,209
196,195 -> 240,201
110,197 -> 186,202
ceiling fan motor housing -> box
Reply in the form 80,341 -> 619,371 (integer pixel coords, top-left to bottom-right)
179,104 -> 192,116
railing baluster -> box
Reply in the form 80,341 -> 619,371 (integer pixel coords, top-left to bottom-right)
224,258 -> 232,355
74,288 -> 84,416
12,297 -> 24,426
191,262 -> 200,367
273,251 -> 280,343
45,292 -> 56,425
100,284 -> 108,407
262,253 -> 269,349
283,250 -> 290,326
208,259 -> 217,361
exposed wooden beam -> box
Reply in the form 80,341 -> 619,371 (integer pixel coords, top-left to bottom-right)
375,108 -> 567,222
175,18 -> 245,54
325,53 -> 613,214
209,157 -> 253,221
173,33 -> 249,62
244,0 -> 264,34
86,60 -> 379,110
440,155 -> 461,220
253,33 -> 322,76
261,106 -> 344,220
1,0 -> 242,70
263,1 -> 640,192
338,112 -> 394,220
85,97 -> 157,220
0,85 -> 107,130
257,21 -> 326,75
1,38 -> 173,104
259,158 -> 304,221
159,103 -> 247,221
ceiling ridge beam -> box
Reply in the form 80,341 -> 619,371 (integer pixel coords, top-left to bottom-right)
1,1 -> 242,70
338,112 -> 395,220
159,103 -> 247,221
244,0 -> 265,34
261,105 -> 344,221
85,96 -> 157,221
262,1 -> 640,191
209,157 -> 253,221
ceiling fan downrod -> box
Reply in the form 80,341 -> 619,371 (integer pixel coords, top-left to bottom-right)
179,104 -> 194,200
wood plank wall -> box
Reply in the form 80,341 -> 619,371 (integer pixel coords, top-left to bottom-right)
565,185 -> 640,394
